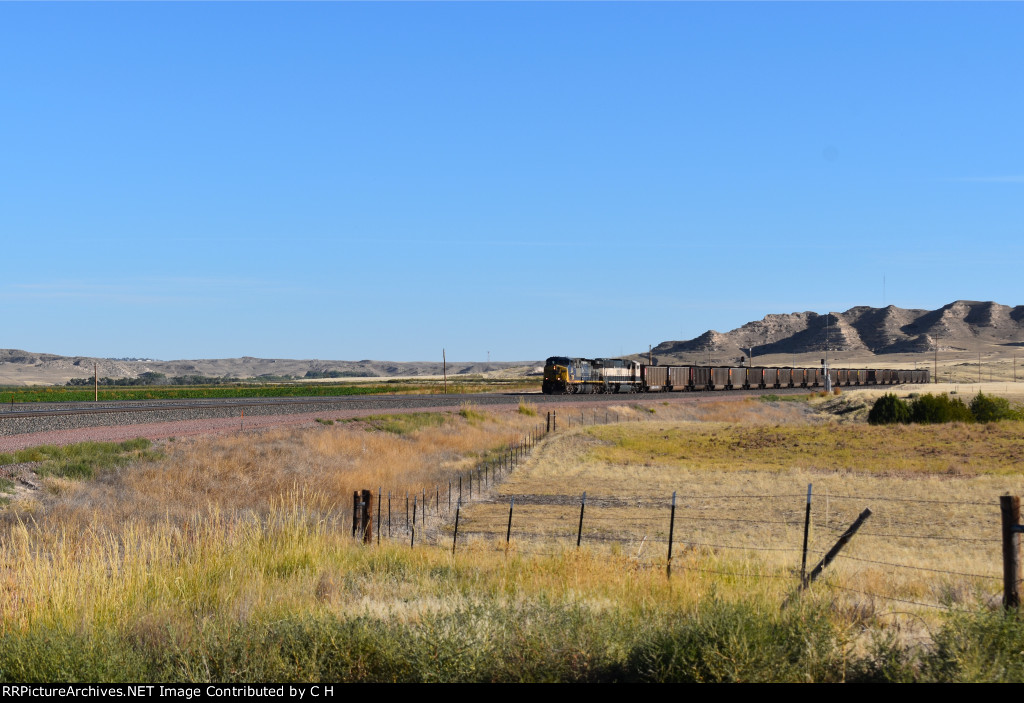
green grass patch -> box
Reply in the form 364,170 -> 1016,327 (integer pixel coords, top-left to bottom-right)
757,393 -> 809,403
459,404 -> 486,425
363,413 -> 448,435
314,418 -> 334,426
8,438 -> 162,480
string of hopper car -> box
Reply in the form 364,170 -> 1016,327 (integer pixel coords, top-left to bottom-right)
542,356 -> 929,394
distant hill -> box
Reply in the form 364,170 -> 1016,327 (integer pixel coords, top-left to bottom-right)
646,300 -> 1024,363
0,351 -> 537,387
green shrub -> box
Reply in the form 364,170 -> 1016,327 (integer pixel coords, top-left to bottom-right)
969,392 -> 1020,423
923,609 -> 1024,682
909,394 -> 974,424
624,599 -> 844,682
867,394 -> 910,425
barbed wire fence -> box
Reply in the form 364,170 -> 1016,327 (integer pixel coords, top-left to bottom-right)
340,407 -> 1022,615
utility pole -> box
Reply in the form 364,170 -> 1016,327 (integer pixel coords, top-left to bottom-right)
94,362 -> 98,402
825,313 -> 829,369
648,345 -> 652,365
443,349 -> 447,394
823,313 -> 832,393
934,336 -> 938,384
742,336 -> 756,368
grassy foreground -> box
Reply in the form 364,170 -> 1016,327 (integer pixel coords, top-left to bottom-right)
2,400 -> 1024,682
0,515 -> 1021,683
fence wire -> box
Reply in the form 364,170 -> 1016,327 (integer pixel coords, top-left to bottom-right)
341,417 -> 1015,615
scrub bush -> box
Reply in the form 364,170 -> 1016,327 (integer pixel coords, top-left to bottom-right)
867,393 -> 910,425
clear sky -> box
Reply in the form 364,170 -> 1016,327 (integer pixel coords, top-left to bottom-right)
2,2 -> 1021,362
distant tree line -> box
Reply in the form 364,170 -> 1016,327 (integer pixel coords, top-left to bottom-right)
868,391 -> 1022,425
304,370 -> 373,378
65,370 -> 377,387
67,372 -> 248,387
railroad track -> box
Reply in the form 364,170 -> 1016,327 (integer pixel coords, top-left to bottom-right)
0,387 -> 818,438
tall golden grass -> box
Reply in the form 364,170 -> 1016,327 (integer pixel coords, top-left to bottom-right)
13,409 -> 541,532
3,401 -> 1023,680
457,415 -> 1024,635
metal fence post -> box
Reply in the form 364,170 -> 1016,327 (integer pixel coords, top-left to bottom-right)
667,491 -> 676,578
800,483 -> 813,586
506,497 -> 515,545
577,492 -> 587,547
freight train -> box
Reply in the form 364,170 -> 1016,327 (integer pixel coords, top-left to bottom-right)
541,356 -> 929,394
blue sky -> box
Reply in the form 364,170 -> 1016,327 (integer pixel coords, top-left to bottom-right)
2,2 -> 1021,362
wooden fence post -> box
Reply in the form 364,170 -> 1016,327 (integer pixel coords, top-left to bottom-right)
1001,495 -> 1022,609
352,490 -> 359,538
802,508 -> 872,589
362,489 -> 373,544
352,490 -> 372,543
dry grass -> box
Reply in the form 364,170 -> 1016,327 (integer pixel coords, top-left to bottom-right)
3,398 -> 1023,679
586,420 -> 1024,475
458,414 -> 1024,636
10,408 -> 543,533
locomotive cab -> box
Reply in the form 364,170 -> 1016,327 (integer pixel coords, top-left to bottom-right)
543,356 -> 596,394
